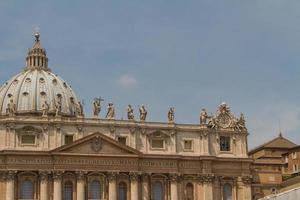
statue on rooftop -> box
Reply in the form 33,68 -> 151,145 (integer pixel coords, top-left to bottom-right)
6,99 -> 16,116
139,104 -> 147,121
42,100 -> 49,117
93,97 -> 103,118
77,101 -> 84,117
127,104 -> 134,120
106,102 -> 115,119
55,96 -> 62,117
168,107 -> 175,123
200,108 -> 208,124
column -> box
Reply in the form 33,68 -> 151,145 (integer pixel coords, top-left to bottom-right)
130,172 -> 139,200
53,171 -> 63,200
40,171 -> 49,200
170,174 -> 178,200
76,171 -> 86,200
141,173 -> 150,200
242,176 -> 252,200
6,171 -> 16,200
108,172 -> 117,200
196,176 -> 204,200
203,174 -> 214,200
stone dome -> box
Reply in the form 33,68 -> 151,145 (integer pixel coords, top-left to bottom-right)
0,32 -> 82,117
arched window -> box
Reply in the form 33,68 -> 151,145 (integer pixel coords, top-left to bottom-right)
64,181 -> 73,200
20,179 -> 34,199
223,183 -> 232,200
186,183 -> 194,200
153,181 -> 163,200
89,180 -> 102,199
118,181 -> 127,200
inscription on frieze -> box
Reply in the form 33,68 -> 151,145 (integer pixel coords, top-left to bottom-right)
179,161 -> 200,169
54,158 -> 138,167
140,160 -> 177,169
7,157 -> 52,165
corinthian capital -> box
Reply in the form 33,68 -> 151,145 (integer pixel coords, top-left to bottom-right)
129,172 -> 139,182
169,173 -> 179,183
107,172 -> 118,181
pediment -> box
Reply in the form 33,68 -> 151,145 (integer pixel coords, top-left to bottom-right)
51,132 -> 141,156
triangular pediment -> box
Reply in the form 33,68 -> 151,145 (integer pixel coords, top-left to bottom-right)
51,132 -> 141,156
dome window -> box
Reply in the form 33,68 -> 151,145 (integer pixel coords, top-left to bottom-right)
52,79 -> 57,85
57,94 -> 62,98
23,92 -> 29,96
7,94 -> 13,98
40,92 -> 46,96
39,78 -> 45,83
63,82 -> 68,88
25,78 -> 31,83
13,79 -> 19,84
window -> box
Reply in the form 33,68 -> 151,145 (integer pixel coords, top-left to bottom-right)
151,139 -> 164,149
65,135 -> 73,145
118,182 -> 127,200
118,137 -> 127,145
64,181 -> 73,200
223,183 -> 232,200
89,180 -> 101,200
293,164 -> 299,173
152,181 -> 163,200
186,183 -> 194,200
285,156 -> 288,163
20,179 -> 34,199
21,135 -> 36,145
184,140 -> 193,151
292,152 -> 297,159
220,136 -> 231,151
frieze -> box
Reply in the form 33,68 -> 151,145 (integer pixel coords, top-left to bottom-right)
179,161 -> 200,169
7,157 -> 52,165
139,160 -> 177,169
54,158 -> 138,167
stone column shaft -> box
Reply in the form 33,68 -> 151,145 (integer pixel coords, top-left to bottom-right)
6,171 -> 15,200
108,172 -> 117,200
40,172 -> 49,200
130,173 -> 139,200
76,172 -> 85,200
142,174 -> 150,200
53,172 -> 63,200
170,174 -> 178,200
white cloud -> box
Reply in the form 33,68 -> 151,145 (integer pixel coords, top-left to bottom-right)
116,74 -> 138,89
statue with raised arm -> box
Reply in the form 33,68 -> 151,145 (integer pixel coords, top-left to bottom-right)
93,97 -> 102,118
127,104 -> 134,120
168,107 -> 175,123
106,102 -> 115,119
42,100 -> 49,117
6,99 -> 16,116
139,104 -> 147,121
200,108 -> 208,124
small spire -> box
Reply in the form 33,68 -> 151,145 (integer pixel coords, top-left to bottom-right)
278,120 -> 283,137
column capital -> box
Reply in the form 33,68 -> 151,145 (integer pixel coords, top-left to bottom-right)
242,175 -> 252,185
198,173 -> 215,183
39,171 -> 50,182
53,171 -> 64,180
107,172 -> 118,181
129,172 -> 140,182
141,173 -> 151,181
76,171 -> 87,180
169,173 -> 179,183
6,170 -> 17,180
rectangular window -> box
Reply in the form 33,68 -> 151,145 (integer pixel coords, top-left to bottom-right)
21,135 -> 36,145
65,135 -> 73,145
293,164 -> 299,173
292,152 -> 297,159
220,136 -> 231,151
151,139 -> 164,149
184,140 -> 193,151
118,137 -> 127,145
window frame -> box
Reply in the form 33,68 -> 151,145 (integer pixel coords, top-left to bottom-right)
219,136 -> 231,152
117,136 -> 127,145
151,138 -> 165,150
183,139 -> 194,152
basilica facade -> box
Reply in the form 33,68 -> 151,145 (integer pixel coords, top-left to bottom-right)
0,33 -> 252,200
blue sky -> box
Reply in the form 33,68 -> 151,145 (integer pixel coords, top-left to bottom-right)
0,0 -> 300,148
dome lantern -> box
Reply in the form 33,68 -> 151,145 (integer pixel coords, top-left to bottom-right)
25,31 -> 50,71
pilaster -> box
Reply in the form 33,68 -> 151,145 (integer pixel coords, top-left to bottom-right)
108,172 -> 117,200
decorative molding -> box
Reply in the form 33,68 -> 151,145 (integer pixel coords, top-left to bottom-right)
107,172 -> 118,181
91,136 -> 102,152
129,172 -> 139,182
169,173 -> 179,183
